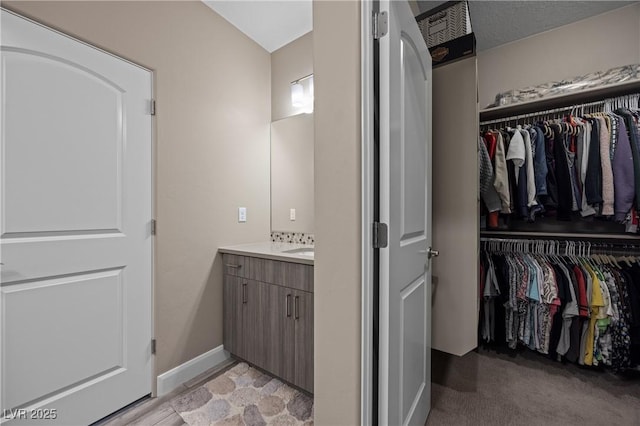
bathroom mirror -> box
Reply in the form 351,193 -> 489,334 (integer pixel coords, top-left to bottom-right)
270,113 -> 314,234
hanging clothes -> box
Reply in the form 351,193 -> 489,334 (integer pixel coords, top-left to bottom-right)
480,97 -> 640,233
479,244 -> 640,372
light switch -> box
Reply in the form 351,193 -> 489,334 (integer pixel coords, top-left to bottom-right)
238,207 -> 247,222
290,208 -> 296,221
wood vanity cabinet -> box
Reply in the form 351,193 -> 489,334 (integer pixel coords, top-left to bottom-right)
222,275 -> 263,363
222,253 -> 313,393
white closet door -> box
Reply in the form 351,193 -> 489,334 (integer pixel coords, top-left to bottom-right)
379,0 -> 433,424
1,10 -> 153,425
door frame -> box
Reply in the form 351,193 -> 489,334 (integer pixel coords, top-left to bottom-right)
360,1 -> 376,424
1,5 -> 157,398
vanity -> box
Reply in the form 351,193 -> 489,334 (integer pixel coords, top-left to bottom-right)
219,112 -> 315,393
219,242 -> 314,394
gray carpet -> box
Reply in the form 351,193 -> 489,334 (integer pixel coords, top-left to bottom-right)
427,348 -> 640,426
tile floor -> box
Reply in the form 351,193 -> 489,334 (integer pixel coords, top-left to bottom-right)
93,359 -> 236,426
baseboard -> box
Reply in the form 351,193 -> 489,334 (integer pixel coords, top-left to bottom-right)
156,345 -> 230,397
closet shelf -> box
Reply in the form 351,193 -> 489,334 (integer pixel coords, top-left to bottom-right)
481,230 -> 640,242
479,80 -> 640,122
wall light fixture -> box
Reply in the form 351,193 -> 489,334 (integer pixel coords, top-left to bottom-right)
290,74 -> 314,113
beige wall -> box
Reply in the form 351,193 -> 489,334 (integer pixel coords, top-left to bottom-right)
271,113 -> 314,233
3,1 -> 272,376
313,0 -> 361,424
478,2 -> 640,108
432,57 -> 479,356
271,31 -> 313,121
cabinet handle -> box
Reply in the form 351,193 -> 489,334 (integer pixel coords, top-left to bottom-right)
242,283 -> 247,304
286,294 -> 292,317
294,296 -> 300,320
225,263 -> 242,269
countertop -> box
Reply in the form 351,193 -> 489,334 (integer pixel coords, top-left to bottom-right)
218,242 -> 314,265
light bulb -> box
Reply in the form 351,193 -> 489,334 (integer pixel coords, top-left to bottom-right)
291,82 -> 304,107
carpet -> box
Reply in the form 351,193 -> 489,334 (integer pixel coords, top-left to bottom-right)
172,362 -> 314,426
427,348 -> 640,426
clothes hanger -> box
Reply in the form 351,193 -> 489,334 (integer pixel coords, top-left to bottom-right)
621,245 -> 634,267
608,244 -> 622,269
548,240 -> 557,264
595,245 -> 611,274
585,242 -> 601,268
564,240 -> 573,264
591,243 -> 603,265
573,241 -> 583,265
543,240 -> 551,262
600,244 -> 612,266
624,245 -> 636,267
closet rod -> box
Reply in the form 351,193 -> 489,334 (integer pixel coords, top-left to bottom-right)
479,99 -> 600,127
479,236 -> 640,246
479,93 -> 639,127
480,230 -> 640,242
480,238 -> 640,254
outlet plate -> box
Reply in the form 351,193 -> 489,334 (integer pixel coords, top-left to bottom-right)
290,208 -> 296,221
238,207 -> 247,222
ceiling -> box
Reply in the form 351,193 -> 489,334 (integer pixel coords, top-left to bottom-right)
203,1 -> 312,52
203,1 -> 636,53
418,1 -> 635,51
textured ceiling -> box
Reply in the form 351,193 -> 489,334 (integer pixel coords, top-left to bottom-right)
417,1 -> 635,51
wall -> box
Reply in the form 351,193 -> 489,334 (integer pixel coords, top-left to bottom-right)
2,1 -> 272,377
313,0 -> 361,424
271,113 -> 315,233
431,57 -> 479,356
477,2 -> 640,108
271,31 -> 313,121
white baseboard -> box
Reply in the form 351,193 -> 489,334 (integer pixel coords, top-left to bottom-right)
156,345 -> 230,397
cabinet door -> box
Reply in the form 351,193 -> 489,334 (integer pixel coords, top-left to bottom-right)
293,290 -> 313,393
280,286 -> 297,385
262,284 -> 296,384
241,279 -> 263,366
223,275 -> 244,357
262,283 -> 292,380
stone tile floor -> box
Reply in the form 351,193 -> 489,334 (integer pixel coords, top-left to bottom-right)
173,362 -> 313,425
93,360 -> 313,426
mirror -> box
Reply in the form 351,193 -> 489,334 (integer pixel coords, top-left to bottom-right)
270,113 -> 314,234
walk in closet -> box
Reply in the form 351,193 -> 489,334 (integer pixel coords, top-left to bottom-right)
477,73 -> 640,373
430,2 -> 640,380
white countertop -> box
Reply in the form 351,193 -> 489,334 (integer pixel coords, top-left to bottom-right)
218,242 -> 314,265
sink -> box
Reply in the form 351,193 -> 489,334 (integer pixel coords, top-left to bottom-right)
284,247 -> 315,256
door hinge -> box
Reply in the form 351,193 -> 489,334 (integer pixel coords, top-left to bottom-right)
151,219 -> 157,235
373,11 -> 388,40
151,338 -> 156,355
372,222 -> 388,249
150,99 -> 156,116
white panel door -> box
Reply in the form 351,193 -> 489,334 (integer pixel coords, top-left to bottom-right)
0,10 -> 153,425
379,1 -> 432,425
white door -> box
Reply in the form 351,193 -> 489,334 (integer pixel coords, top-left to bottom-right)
379,0 -> 432,424
1,10 -> 153,426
